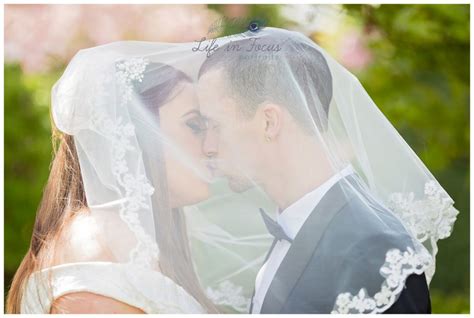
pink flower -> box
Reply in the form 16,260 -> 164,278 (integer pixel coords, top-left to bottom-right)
5,4 -> 220,73
337,30 -> 372,71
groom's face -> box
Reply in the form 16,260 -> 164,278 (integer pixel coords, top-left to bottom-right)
197,69 -> 262,192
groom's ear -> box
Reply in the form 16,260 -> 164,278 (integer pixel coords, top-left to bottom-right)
261,103 -> 283,140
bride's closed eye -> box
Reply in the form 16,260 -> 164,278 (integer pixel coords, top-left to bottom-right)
185,115 -> 208,136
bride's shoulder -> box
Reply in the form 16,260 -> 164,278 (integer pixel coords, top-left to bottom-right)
49,206 -> 138,266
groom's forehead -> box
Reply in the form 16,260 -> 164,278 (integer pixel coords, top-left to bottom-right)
197,67 -> 227,91
197,70 -> 235,114
200,95 -> 237,122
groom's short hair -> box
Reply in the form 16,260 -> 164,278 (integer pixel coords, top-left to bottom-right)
198,29 -> 333,134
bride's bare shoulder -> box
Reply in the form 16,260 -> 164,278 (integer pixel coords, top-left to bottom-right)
46,207 -> 150,314
50,206 -> 137,265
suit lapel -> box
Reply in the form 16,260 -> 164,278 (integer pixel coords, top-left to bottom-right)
260,178 -> 356,313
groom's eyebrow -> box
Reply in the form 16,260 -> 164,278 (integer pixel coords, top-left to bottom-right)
181,110 -> 201,118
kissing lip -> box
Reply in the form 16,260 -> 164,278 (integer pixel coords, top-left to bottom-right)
205,161 -> 217,176
205,160 -> 223,179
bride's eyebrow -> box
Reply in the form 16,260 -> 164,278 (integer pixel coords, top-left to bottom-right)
181,109 -> 201,118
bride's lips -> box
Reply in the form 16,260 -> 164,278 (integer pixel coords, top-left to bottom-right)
205,160 -> 220,178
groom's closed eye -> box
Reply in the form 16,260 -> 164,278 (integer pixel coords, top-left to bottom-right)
202,117 -> 221,133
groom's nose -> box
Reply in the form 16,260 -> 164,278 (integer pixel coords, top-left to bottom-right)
202,130 -> 219,158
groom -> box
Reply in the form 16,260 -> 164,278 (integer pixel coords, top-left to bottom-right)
197,28 -> 431,314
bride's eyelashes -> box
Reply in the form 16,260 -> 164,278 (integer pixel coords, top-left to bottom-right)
185,116 -> 208,136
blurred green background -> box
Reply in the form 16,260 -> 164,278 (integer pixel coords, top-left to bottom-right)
4,4 -> 469,313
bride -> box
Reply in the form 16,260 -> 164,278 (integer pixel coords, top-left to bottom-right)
7,46 -> 218,313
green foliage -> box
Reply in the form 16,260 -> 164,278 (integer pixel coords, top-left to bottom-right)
4,64 -> 60,291
344,4 -> 469,173
343,4 -> 469,311
431,290 -> 470,314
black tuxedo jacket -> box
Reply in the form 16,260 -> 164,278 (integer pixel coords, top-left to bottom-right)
250,175 -> 431,314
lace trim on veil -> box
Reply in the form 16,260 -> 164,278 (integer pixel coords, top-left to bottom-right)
332,181 -> 458,314
332,247 -> 432,314
206,280 -> 250,313
90,57 -> 159,268
387,180 -> 459,281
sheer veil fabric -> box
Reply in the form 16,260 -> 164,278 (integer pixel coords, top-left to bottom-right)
45,27 -> 458,313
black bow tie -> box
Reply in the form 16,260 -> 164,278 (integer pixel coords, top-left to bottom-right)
259,208 -> 293,243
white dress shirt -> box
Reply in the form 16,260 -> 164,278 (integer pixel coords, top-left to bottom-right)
251,165 -> 355,313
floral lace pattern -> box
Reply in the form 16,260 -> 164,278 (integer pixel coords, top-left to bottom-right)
116,57 -> 149,102
332,180 -> 458,314
387,180 -> 459,281
206,280 -> 250,313
388,180 -> 459,244
331,247 -> 432,314
89,57 -> 159,268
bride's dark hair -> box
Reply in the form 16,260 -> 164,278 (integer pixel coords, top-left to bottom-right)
6,62 -> 217,313
135,63 -> 217,313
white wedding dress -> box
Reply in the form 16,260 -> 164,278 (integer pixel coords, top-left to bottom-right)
21,261 -> 206,313
20,201 -> 207,314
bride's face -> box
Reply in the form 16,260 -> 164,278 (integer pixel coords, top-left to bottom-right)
158,83 -> 210,208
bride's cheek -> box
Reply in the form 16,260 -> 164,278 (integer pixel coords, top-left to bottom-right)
163,149 -> 209,207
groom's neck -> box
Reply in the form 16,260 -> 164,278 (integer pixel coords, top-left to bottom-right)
263,143 -> 334,212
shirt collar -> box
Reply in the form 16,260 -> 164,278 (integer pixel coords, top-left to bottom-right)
276,165 -> 356,240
